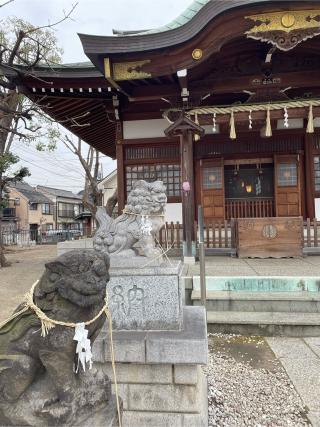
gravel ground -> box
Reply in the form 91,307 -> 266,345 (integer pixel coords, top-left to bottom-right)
204,334 -> 309,427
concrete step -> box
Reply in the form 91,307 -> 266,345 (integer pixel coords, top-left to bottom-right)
207,311 -> 320,337
192,291 -> 320,313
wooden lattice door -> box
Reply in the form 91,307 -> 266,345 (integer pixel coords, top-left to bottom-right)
274,154 -> 301,217
200,159 -> 225,222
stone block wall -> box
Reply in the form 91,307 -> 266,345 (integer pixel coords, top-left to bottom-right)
93,307 -> 208,427
95,362 -> 207,427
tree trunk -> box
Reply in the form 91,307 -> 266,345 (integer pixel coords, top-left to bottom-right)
106,189 -> 118,217
0,91 -> 20,154
0,189 -> 10,268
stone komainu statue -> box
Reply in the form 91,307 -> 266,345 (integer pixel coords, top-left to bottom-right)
94,180 -> 167,258
0,250 -> 113,426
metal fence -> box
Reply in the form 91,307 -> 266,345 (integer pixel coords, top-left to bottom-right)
0,229 -> 83,246
3,219 -> 320,252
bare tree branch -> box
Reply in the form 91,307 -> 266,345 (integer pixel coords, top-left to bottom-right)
24,3 -> 78,35
61,136 -> 102,218
0,0 -> 14,8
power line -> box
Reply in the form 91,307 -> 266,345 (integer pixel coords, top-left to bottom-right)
15,145 -> 115,176
14,142 -> 114,161
15,148 -> 85,176
15,146 -> 87,177
17,157 -> 85,182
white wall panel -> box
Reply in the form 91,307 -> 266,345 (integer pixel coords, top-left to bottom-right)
315,198 -> 320,219
123,119 -> 168,139
165,203 -> 182,223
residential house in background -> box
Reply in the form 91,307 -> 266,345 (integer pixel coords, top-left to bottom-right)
74,189 -> 94,236
4,182 -> 54,236
73,170 -> 118,235
36,186 -> 83,231
99,169 -> 117,206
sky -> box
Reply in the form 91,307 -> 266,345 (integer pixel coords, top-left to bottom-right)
1,0 -> 192,193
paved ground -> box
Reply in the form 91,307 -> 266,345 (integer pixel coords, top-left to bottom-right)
188,255 -> 320,277
267,337 -> 320,426
0,245 -> 56,323
1,248 -> 320,425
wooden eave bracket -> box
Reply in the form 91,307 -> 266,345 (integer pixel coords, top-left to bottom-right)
164,114 -> 205,137
177,69 -> 189,100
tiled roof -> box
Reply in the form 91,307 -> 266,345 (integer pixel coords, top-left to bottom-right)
37,185 -> 82,200
79,0 -> 292,55
113,0 -> 210,36
11,182 -> 52,204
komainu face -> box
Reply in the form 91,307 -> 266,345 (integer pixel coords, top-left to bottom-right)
36,250 -> 110,308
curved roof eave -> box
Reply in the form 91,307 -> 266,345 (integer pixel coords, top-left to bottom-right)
112,0 -> 210,36
78,0 -> 307,55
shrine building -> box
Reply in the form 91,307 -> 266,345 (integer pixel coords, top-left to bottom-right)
7,0 -> 320,255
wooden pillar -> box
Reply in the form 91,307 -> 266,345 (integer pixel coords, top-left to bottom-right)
116,141 -> 125,213
164,114 -> 204,261
180,130 -> 195,257
305,133 -> 315,219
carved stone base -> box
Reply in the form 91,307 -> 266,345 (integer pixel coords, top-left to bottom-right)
107,261 -> 184,330
77,396 -> 120,427
110,253 -> 163,268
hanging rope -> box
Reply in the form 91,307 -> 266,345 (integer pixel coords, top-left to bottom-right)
122,210 -> 165,218
307,104 -> 314,133
194,112 -> 200,141
265,107 -> 272,137
187,99 -> 320,115
229,110 -> 236,139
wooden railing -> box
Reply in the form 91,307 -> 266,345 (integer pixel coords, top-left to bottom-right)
157,218 -> 320,254
159,222 -> 183,251
303,218 -> 320,248
225,198 -> 274,219
203,220 -> 236,249
158,220 -> 235,254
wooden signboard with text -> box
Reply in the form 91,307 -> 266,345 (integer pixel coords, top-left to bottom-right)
236,217 -> 303,258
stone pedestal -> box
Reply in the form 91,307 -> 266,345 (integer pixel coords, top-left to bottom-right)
56,242 -> 208,426
93,307 -> 208,427
108,261 -> 184,330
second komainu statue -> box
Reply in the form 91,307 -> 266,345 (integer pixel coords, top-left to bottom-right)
0,250 -> 118,426
94,180 -> 167,258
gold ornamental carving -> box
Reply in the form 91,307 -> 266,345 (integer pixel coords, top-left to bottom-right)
245,10 -> 320,51
192,48 -> 203,60
113,60 -> 151,81
262,224 -> 278,239
104,58 -> 112,79
281,13 -> 295,29
246,10 -> 320,34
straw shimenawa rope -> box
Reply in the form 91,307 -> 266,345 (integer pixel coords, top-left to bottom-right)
265,107 -> 272,137
307,104 -> 314,134
122,210 -> 165,218
188,99 -> 320,115
229,110 -> 236,139
0,280 -> 122,427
